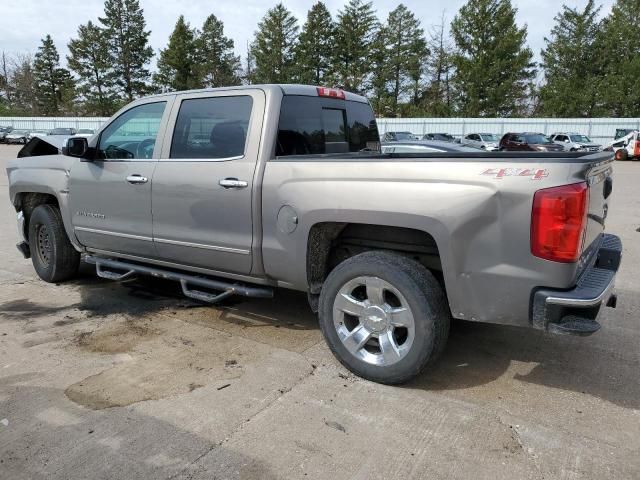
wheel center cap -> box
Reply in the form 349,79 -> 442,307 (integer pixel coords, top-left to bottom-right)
362,305 -> 388,333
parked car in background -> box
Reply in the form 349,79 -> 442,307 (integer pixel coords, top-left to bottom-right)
422,133 -> 455,142
0,126 -> 14,143
49,127 -> 77,136
381,140 -> 478,154
75,128 -> 95,137
499,133 -> 565,152
460,133 -> 500,151
381,131 -> 417,141
550,133 -> 601,152
5,129 -> 30,144
28,129 -> 50,140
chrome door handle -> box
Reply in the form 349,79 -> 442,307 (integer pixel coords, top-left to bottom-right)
126,174 -> 148,184
219,178 -> 248,189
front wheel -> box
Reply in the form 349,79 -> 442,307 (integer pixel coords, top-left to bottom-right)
28,205 -> 80,283
318,251 -> 450,384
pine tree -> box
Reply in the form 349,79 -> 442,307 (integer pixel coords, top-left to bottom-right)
421,19 -> 454,116
334,0 -> 378,93
33,35 -> 75,115
597,0 -> 640,116
381,4 -> 428,115
539,1 -> 601,117
100,0 -> 153,102
196,14 -> 241,88
369,29 -> 393,115
250,4 -> 299,83
154,16 -> 198,92
68,21 -> 117,116
294,2 -> 336,85
451,0 -> 535,116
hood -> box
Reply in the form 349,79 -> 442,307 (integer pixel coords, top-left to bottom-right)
17,135 -> 67,157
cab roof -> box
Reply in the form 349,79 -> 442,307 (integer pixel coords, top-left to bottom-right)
141,84 -> 369,104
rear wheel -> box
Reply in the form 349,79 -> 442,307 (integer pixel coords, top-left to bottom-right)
29,205 -> 80,283
318,251 -> 450,384
615,149 -> 629,161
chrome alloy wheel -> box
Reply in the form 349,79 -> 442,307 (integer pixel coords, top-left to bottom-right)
333,276 -> 415,366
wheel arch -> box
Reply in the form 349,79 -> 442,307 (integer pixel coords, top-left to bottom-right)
305,221 -> 452,313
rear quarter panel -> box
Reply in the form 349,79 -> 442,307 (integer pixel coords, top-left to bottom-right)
262,154 -> 613,326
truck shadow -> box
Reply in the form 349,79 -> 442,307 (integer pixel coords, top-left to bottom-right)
410,308 -> 639,409
5,265 -> 635,410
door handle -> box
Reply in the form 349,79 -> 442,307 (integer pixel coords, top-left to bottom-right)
219,178 -> 248,189
126,174 -> 148,185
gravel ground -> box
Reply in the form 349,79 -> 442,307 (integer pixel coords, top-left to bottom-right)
0,143 -> 638,479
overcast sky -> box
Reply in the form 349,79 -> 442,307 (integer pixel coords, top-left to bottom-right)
1,0 -> 617,68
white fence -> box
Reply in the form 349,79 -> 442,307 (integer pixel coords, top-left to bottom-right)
0,117 -> 108,131
377,117 -> 640,143
2,116 -> 639,143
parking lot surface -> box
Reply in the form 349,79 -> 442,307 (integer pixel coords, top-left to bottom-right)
0,144 -> 639,479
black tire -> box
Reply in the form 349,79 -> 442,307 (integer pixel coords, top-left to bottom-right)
615,149 -> 628,161
28,204 -> 80,283
318,251 -> 450,384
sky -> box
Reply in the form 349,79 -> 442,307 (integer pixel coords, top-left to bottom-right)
0,0 -> 617,68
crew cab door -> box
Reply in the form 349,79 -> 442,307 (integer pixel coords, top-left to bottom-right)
69,99 -> 171,256
152,89 -> 265,274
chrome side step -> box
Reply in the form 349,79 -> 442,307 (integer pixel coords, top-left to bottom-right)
85,255 -> 274,304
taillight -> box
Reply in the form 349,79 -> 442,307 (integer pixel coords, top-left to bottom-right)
317,87 -> 346,99
531,182 -> 589,262
634,140 -> 640,157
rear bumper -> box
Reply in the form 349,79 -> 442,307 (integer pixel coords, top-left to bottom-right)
531,234 -> 622,335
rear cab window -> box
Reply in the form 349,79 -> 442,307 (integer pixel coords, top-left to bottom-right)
276,95 -> 380,156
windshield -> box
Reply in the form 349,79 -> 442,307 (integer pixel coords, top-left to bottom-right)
524,134 -> 553,144
394,132 -> 414,140
78,129 -> 94,134
12,130 -> 28,135
570,135 -> 592,143
49,128 -> 73,135
480,134 -> 499,141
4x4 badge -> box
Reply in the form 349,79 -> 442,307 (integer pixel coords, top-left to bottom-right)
481,168 -> 549,180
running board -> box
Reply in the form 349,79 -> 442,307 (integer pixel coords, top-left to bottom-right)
85,255 -> 274,304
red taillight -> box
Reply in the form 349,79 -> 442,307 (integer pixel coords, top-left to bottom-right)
531,182 -> 589,263
316,87 -> 346,99
634,141 -> 640,157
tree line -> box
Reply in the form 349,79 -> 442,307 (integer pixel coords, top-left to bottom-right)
0,0 -> 638,119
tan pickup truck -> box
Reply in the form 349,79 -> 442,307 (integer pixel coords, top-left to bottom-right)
7,85 -> 622,384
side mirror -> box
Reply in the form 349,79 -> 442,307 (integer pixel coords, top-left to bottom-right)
63,137 -> 89,158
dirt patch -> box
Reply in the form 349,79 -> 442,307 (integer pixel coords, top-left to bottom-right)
73,318 -> 163,354
65,316 -> 272,409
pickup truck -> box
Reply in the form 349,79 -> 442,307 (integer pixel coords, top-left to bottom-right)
7,85 -> 622,384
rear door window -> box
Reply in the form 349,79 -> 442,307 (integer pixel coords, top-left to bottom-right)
170,96 -> 253,159
276,95 -> 379,156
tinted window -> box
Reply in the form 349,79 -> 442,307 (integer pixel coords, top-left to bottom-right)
276,96 -> 379,156
171,96 -> 252,159
524,134 -> 552,144
98,102 -> 166,160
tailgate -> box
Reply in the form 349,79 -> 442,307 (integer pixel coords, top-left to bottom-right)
583,159 -> 614,254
